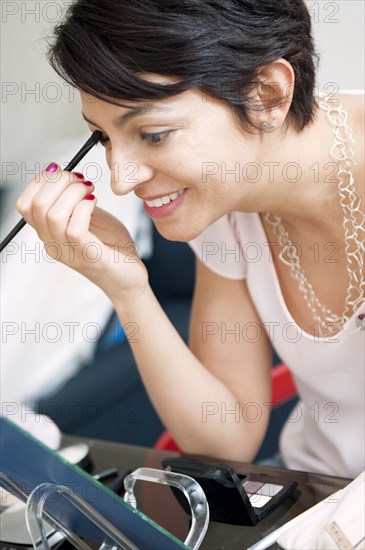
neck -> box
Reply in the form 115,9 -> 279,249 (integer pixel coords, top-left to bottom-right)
236,100 -> 343,237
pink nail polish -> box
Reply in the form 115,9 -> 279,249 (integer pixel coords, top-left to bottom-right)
73,172 -> 84,179
83,181 -> 93,187
45,163 -> 59,173
84,194 -> 95,201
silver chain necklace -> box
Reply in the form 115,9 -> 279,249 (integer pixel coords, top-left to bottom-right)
265,94 -> 365,337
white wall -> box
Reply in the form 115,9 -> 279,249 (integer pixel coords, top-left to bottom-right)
1,2 -> 86,185
307,0 -> 364,91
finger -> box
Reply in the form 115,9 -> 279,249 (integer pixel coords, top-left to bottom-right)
65,194 -> 100,250
31,168 -> 88,231
16,163 -> 60,223
30,173 -> 93,242
45,181 -> 96,242
16,164 -> 85,225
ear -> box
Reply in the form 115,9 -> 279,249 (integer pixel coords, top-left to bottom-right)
250,59 -> 295,131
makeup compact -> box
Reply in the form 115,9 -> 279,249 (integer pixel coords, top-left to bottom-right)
162,457 -> 298,526
241,478 -> 293,520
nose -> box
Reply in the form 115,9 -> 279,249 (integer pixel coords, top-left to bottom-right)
108,150 -> 155,196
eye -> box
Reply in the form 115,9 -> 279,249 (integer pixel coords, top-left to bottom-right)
140,130 -> 172,146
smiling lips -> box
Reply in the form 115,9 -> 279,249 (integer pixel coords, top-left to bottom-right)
144,189 -> 185,208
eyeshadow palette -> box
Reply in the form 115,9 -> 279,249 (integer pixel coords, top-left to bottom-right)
241,478 -> 296,521
162,457 -> 298,526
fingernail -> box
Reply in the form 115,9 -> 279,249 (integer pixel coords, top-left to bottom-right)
45,163 -> 59,173
83,181 -> 93,187
73,172 -> 84,180
84,194 -> 95,201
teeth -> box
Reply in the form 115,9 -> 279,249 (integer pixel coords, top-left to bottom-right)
145,190 -> 184,208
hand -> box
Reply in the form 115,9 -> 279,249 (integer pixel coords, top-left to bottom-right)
16,164 -> 148,303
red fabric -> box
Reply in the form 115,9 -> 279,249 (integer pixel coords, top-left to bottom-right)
154,363 -> 297,451
154,431 -> 181,451
271,363 -> 297,405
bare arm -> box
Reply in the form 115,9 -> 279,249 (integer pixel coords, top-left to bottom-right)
114,258 -> 273,462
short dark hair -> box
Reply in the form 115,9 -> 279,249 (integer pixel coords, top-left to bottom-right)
48,0 -> 319,131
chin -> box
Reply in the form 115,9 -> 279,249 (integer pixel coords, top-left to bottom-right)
153,219 -> 204,243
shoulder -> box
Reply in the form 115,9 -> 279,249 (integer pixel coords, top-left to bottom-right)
188,213 -> 257,281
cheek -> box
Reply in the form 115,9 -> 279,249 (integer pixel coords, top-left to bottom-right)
163,146 -> 212,184
151,153 -> 196,182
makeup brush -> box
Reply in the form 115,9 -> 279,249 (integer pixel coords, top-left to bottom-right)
0,130 -> 101,253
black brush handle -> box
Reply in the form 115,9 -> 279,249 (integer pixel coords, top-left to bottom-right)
0,131 -> 101,253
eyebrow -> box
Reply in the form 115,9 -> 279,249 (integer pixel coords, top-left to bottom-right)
82,105 -> 172,130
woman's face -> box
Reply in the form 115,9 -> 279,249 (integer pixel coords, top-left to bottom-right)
81,77 -> 263,241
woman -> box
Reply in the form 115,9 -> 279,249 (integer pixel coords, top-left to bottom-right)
16,0 -> 364,478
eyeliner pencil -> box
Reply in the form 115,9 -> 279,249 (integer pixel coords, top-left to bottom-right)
0,130 -> 101,253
